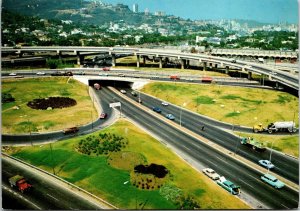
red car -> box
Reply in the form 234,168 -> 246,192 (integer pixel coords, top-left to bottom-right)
100,113 -> 107,119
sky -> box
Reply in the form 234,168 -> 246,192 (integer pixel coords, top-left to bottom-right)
102,0 -> 299,24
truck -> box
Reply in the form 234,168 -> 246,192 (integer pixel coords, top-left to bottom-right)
170,75 -> 180,80
93,83 -> 101,90
253,121 -> 297,134
240,137 -> 266,152
217,176 -> 240,195
201,76 -> 213,83
63,127 -> 79,134
258,58 -> 264,63
9,175 -> 32,193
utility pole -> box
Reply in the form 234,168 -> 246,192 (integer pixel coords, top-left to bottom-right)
49,143 -> 56,175
267,142 -> 274,174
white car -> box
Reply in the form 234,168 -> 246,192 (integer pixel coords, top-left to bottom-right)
161,101 -> 169,106
202,168 -> 220,180
36,72 -> 46,75
258,160 -> 275,169
120,90 -> 126,94
9,73 -> 17,76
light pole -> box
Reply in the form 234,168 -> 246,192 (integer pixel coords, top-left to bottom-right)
268,141 -> 274,173
49,142 -> 56,175
90,110 -> 93,131
180,102 -> 186,127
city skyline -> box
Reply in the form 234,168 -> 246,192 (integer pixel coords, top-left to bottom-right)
103,0 -> 298,24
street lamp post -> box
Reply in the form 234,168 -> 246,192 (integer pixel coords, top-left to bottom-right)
268,141 -> 274,173
180,102 -> 186,127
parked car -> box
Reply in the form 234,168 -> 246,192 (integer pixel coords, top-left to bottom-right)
100,113 -> 107,119
9,73 -> 17,76
131,91 -> 138,96
36,72 -> 46,75
258,160 -> 275,169
166,114 -> 175,120
202,168 -> 220,180
261,174 -> 284,189
152,107 -> 162,113
120,90 -> 126,94
161,101 -> 169,106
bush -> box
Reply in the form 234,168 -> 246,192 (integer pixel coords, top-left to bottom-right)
2,93 -> 15,103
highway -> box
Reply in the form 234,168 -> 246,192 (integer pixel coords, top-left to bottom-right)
2,156 -> 104,210
97,86 -> 298,209
122,87 -> 299,184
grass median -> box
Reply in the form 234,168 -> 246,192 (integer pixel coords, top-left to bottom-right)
5,119 -> 249,209
2,77 -> 98,134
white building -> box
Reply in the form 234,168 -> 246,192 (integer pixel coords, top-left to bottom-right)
133,4 -> 138,13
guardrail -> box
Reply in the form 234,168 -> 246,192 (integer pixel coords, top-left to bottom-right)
2,152 -> 118,209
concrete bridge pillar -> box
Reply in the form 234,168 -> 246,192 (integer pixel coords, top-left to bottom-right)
18,51 -> 24,58
77,52 -> 84,66
214,64 -> 218,69
180,59 -> 186,69
248,71 -> 252,79
225,66 -> 229,74
159,57 -> 163,68
111,54 -> 116,67
203,62 -> 207,71
142,56 -> 146,65
137,55 -> 140,68
57,51 -> 62,61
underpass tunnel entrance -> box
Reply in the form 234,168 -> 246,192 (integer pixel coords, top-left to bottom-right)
88,79 -> 133,89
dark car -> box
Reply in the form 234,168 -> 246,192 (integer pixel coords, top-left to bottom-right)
152,107 -> 162,113
131,91 -> 138,96
100,113 -> 107,119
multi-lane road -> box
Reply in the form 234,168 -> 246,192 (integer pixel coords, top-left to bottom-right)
2,156 -> 106,210
96,86 -> 298,209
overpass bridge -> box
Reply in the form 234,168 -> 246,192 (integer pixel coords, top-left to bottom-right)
1,46 -> 298,90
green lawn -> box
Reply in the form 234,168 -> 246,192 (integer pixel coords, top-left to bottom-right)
2,77 -> 98,134
141,82 -> 298,127
7,119 -> 249,209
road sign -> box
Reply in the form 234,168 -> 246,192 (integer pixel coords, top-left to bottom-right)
109,102 -> 121,108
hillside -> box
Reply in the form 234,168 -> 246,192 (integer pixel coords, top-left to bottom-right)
2,0 -> 157,25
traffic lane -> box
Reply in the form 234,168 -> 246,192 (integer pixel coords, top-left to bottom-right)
99,87 -> 298,209
2,158 -> 102,210
123,88 -> 299,183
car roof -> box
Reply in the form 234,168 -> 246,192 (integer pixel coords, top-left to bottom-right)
264,174 -> 277,180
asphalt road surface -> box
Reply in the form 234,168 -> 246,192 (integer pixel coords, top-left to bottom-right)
2,157 -> 104,210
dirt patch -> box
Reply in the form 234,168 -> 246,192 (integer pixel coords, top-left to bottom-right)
27,97 -> 77,110
134,163 -> 168,178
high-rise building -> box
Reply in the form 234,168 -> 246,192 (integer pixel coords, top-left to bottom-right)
133,4 -> 138,13
144,8 -> 149,15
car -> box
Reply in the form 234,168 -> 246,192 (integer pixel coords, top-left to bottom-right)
76,71 -> 85,75
36,72 -> 46,75
202,168 -> 220,180
9,73 -> 17,76
131,91 -> 137,96
118,73 -> 125,77
137,98 -> 142,103
161,101 -> 169,106
261,174 -> 285,189
258,160 -> 275,169
100,113 -> 107,119
165,114 -> 175,120
120,90 -> 126,94
231,59 -> 237,63
152,107 -> 162,113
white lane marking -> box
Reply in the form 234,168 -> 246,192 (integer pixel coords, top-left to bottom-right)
239,179 -> 254,188
205,159 -> 217,167
46,193 -> 59,201
2,185 -> 42,210
280,203 -> 289,209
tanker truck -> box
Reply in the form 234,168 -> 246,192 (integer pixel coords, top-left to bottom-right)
253,121 -> 297,134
